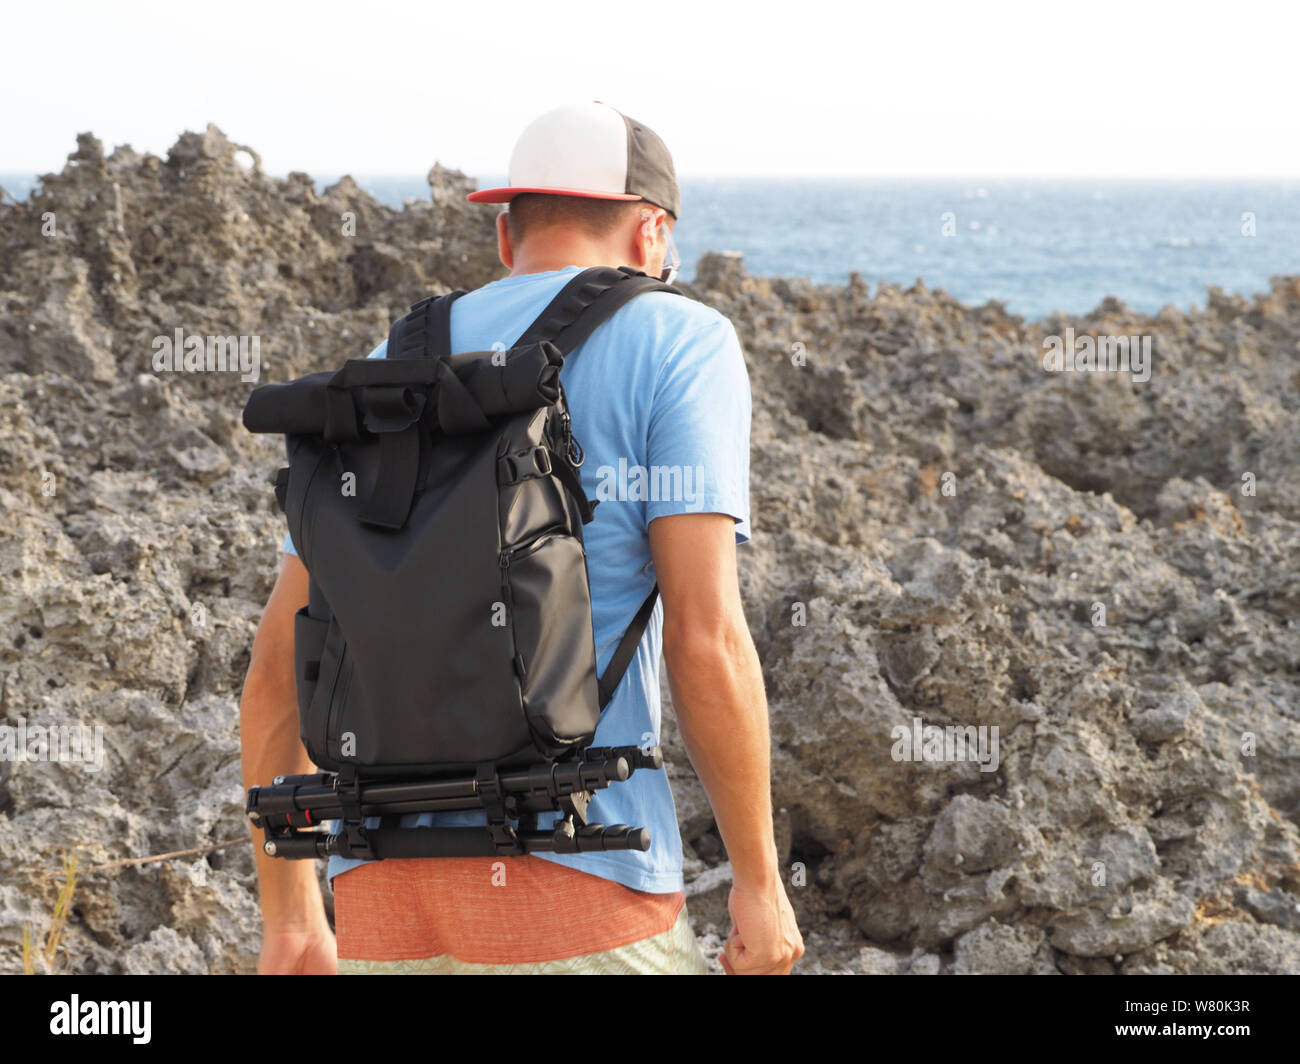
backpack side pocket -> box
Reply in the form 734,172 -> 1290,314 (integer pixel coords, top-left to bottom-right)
298,610 -> 348,769
505,531 -> 600,753
292,606 -> 329,721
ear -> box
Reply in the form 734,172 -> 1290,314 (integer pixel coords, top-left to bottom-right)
496,210 -> 514,269
629,208 -> 657,271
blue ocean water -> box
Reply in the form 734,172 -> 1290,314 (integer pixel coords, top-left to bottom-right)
672,179 -> 1299,321
5,172 -> 1296,320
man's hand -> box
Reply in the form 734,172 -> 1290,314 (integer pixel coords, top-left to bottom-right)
650,512 -> 804,975
720,873 -> 804,975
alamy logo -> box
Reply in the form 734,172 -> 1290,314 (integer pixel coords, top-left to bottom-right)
1042,328 -> 1151,383
49,996 -> 151,1044
0,717 -> 104,773
890,715 -> 999,773
595,458 -> 706,510
151,328 -> 261,382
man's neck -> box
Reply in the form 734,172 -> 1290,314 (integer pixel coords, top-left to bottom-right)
509,235 -> 625,277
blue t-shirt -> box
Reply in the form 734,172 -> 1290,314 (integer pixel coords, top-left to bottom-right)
279,266 -> 751,894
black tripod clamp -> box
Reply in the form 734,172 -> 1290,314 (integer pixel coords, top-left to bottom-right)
245,746 -> 665,862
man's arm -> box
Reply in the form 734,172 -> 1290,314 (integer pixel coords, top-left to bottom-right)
650,512 -> 804,975
239,552 -> 337,974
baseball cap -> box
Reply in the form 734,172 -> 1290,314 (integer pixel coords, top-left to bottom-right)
466,101 -> 681,220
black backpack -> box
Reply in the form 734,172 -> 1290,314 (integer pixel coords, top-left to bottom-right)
242,267 -> 682,862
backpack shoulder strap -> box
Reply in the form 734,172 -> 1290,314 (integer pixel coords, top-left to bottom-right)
516,270 -> 681,708
516,266 -> 683,357
598,583 -> 660,710
386,289 -> 465,360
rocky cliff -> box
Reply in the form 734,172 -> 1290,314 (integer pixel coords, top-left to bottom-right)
2,126 -> 1297,974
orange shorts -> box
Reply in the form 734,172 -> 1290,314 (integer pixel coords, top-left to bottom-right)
332,855 -> 710,974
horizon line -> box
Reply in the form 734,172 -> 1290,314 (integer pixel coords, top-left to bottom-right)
2,168 -> 1299,185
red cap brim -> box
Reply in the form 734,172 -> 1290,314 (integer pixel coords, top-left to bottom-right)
466,185 -> 643,204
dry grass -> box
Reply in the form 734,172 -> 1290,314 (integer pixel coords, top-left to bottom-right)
18,839 -> 242,973
22,849 -> 78,974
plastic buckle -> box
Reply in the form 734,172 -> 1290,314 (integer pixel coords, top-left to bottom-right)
497,446 -> 552,485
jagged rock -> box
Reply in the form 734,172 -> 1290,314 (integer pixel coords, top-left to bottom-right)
693,249 -> 748,293
953,919 -> 1044,975
1048,878 -> 1196,956
1131,684 -> 1201,743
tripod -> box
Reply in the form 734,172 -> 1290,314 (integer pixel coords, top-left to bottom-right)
246,745 -> 663,861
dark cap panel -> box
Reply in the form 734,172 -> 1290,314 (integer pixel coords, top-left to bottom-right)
620,112 -> 681,220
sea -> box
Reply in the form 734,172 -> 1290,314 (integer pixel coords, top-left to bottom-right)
4,173 -> 1296,321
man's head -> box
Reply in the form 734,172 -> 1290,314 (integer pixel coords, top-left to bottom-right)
497,193 -> 678,283
467,102 -> 681,282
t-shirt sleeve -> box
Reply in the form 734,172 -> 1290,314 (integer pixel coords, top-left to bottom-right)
645,315 -> 752,543
277,338 -> 389,558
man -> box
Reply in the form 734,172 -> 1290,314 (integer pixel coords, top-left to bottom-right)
239,102 -> 803,974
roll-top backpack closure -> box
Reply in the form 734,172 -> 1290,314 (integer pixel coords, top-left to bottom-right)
242,339 -> 565,440
243,341 -> 568,531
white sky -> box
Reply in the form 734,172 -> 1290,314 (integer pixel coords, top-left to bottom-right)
3,0 -> 1298,179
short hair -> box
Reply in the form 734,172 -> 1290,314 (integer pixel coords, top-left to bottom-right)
505,193 -> 645,245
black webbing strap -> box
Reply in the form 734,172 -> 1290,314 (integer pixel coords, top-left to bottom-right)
323,387 -> 360,441
425,292 -> 460,359
359,427 -> 421,529
552,276 -> 678,355
335,826 -> 506,859
515,266 -> 681,356
550,453 -> 596,523
597,584 -> 660,709
357,290 -> 464,529
386,296 -> 430,360
388,290 -> 464,361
